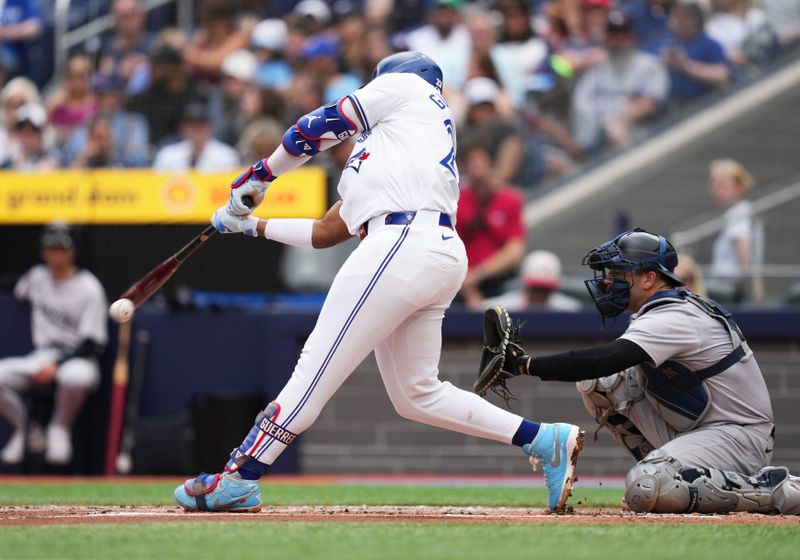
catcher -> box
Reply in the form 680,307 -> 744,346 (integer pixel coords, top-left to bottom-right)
475,228 -> 800,515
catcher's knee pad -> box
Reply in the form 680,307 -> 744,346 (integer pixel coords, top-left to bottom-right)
577,369 -> 652,461
625,450 -> 692,513
683,466 -> 800,514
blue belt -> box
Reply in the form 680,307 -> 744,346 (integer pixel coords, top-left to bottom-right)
359,211 -> 453,239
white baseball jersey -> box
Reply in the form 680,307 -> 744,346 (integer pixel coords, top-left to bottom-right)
338,73 -> 460,235
14,265 -> 108,352
233,72 -> 530,469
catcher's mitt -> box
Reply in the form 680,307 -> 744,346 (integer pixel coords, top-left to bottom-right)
474,305 -> 529,404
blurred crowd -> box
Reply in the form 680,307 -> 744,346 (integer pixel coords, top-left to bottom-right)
0,0 -> 792,307
1,0 -> 798,183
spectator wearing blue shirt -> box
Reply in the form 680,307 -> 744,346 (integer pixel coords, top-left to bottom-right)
625,0 -> 675,53
98,0 -> 154,96
659,1 -> 730,103
0,0 -> 43,79
62,73 -> 150,168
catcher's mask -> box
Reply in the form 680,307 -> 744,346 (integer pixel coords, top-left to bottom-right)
582,228 -> 683,319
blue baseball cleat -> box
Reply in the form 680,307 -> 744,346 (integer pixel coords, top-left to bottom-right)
523,423 -> 585,512
174,472 -> 262,512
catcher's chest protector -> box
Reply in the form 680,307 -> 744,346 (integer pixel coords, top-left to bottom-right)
633,290 -> 752,432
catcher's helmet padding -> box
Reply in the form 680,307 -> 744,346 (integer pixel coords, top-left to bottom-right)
584,229 -> 684,286
582,229 -> 684,319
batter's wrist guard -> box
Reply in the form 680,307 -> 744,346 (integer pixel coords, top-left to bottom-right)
231,159 -> 276,189
474,305 -> 530,405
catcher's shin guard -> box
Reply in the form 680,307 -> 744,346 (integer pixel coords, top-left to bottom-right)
625,450 -> 800,515
682,466 -> 800,515
474,306 -> 530,401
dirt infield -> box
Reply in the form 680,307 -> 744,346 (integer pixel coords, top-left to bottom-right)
2,505 -> 798,526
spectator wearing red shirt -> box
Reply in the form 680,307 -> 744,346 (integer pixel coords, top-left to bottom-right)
456,143 -> 526,309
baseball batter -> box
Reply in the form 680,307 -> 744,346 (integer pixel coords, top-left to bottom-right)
174,52 -> 584,513
0,223 -> 107,465
476,229 -> 800,514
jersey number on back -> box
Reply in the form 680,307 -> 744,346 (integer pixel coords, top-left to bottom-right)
429,94 -> 457,181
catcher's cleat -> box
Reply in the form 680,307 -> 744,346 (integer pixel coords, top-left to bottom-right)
523,423 -> 585,513
474,305 -> 531,403
174,472 -> 262,512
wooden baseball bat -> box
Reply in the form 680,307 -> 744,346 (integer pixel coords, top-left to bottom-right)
116,329 -> 151,475
104,321 -> 131,476
119,225 -> 216,308
118,195 -> 253,308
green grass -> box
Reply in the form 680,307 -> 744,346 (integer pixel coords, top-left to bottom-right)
0,481 -> 621,508
1,522 -> 798,560
1,482 -> 797,560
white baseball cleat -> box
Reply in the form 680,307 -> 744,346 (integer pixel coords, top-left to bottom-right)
1,430 -> 24,464
45,424 -> 72,465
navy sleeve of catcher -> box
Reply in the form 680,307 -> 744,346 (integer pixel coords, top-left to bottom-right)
533,339 -> 650,382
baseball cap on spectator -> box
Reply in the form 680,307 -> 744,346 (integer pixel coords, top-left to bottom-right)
41,222 -> 77,250
332,0 -> 360,21
463,77 -> 500,107
606,10 -> 633,34
92,72 -> 126,93
293,0 -> 332,26
151,45 -> 183,66
522,251 -> 562,290
251,19 -> 288,52
15,103 -> 47,130
301,35 -> 340,60
222,50 -> 257,82
181,99 -> 210,123
582,0 -> 612,9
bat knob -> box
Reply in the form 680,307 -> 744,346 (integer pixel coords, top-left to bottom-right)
242,195 -> 254,209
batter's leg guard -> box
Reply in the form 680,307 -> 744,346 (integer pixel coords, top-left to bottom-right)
523,422 -> 585,512
225,401 -> 296,477
577,368 -> 654,461
174,472 -> 262,512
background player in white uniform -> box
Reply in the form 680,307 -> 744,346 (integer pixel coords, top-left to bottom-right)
476,228 -> 800,514
0,222 -> 107,465
174,52 -> 584,513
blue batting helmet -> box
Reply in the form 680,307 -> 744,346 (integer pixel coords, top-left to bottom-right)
371,51 -> 443,93
582,228 -> 683,318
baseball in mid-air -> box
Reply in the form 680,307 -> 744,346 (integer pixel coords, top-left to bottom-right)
109,298 -> 135,323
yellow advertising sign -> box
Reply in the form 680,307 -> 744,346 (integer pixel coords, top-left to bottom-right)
0,167 -> 327,224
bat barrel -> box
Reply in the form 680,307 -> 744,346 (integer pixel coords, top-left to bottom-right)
119,226 -> 217,309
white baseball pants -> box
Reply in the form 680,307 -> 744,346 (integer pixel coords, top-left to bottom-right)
0,348 -> 100,434
253,211 -> 524,465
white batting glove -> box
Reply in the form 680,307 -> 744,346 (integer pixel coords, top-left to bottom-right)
228,159 -> 275,216
211,207 -> 259,237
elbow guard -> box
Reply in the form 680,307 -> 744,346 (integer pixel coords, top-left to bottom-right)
282,98 -> 359,158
